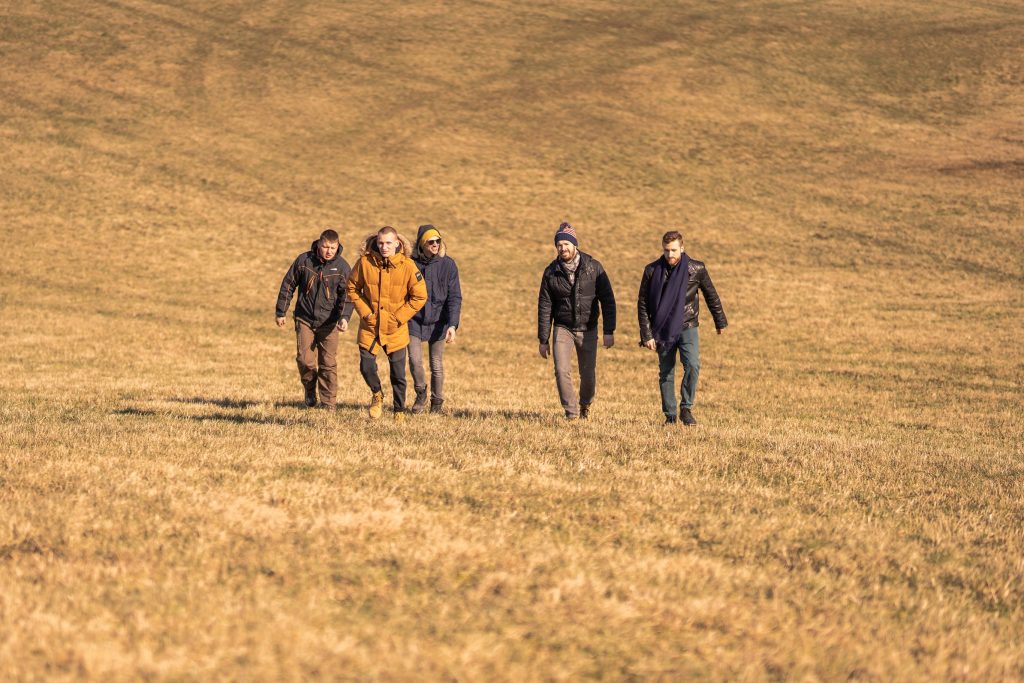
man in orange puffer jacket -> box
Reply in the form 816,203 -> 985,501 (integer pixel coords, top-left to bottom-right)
346,226 -> 428,419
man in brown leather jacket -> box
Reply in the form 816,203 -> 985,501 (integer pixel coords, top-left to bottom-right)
637,231 -> 727,426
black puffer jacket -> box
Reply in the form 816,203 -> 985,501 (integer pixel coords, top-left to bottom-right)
275,242 -> 354,328
637,256 -> 727,343
538,251 -> 616,342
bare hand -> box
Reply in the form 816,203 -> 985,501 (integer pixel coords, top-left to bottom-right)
276,316 -> 287,328
603,334 -> 614,349
445,327 -> 457,344
338,319 -> 349,333
717,327 -> 725,335
643,339 -> 657,350
539,343 -> 549,360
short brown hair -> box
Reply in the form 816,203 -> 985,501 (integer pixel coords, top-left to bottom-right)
319,229 -> 340,243
662,230 -> 684,246
377,225 -> 398,238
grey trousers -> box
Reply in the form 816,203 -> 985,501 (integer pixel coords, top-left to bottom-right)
408,337 -> 446,401
552,325 -> 598,418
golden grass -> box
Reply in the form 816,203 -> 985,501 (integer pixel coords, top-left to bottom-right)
2,0 -> 1022,679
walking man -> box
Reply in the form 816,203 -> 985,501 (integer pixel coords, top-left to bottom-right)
637,230 -> 728,425
275,229 -> 354,410
538,222 -> 616,419
408,224 -> 462,414
346,226 -> 427,419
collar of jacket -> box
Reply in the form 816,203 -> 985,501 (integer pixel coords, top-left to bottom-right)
369,251 -> 406,269
551,251 -> 589,275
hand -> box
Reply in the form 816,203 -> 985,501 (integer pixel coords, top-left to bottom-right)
365,313 -> 377,328
338,319 -> 349,333
445,327 -> 457,344
539,343 -> 549,360
643,339 -> 657,350
275,316 -> 287,328
717,327 -> 725,335
603,334 -> 614,349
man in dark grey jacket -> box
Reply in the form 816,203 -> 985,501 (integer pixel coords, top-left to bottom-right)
275,229 -> 354,410
637,230 -> 727,425
538,222 -> 616,419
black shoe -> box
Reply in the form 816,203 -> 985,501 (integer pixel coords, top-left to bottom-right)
580,404 -> 591,419
411,388 -> 428,414
680,408 -> 697,426
664,415 -> 678,425
303,384 -> 318,408
429,398 -> 444,415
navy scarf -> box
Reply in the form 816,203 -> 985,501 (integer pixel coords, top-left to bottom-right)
648,254 -> 690,346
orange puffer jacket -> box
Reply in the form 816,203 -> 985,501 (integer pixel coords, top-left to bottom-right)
346,232 -> 427,353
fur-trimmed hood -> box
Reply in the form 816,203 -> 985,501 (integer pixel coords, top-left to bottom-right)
359,231 -> 414,259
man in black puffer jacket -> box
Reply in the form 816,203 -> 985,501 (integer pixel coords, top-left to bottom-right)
637,230 -> 727,426
538,222 -> 616,420
275,229 -> 354,410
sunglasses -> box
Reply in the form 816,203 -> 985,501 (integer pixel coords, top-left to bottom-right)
425,238 -> 441,245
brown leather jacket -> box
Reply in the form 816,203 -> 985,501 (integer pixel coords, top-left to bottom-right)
637,256 -> 727,344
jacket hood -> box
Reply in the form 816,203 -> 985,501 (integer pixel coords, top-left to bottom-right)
413,224 -> 447,260
310,240 -> 344,265
359,231 -> 413,259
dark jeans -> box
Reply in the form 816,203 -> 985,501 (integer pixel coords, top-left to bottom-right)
359,346 -> 408,412
408,338 -> 446,402
295,320 -> 338,407
657,327 -> 700,417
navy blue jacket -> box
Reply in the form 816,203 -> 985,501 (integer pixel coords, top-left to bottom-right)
409,228 -> 462,341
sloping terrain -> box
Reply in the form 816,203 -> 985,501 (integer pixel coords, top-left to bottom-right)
1,1 -> 1022,679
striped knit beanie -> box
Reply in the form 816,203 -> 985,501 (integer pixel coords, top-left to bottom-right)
554,221 -> 578,247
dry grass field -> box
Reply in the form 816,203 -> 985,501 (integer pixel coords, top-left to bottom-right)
2,0 -> 1023,679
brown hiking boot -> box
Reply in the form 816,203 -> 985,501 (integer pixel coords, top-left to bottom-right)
429,398 -> 444,415
680,408 -> 697,426
368,391 -> 385,419
580,404 -> 591,420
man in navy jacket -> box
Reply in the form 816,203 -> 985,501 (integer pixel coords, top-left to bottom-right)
408,224 -> 462,414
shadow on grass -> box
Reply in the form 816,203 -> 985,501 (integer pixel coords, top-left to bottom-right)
114,407 -> 307,426
113,400 -> 548,424
171,396 -> 262,409
446,407 -> 548,421
184,412 -> 297,426
273,400 -> 366,411
112,407 -> 158,417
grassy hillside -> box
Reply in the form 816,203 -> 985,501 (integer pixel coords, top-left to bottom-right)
2,0 -> 1022,679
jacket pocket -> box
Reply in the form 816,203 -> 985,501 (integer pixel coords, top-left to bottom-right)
383,311 -> 400,335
